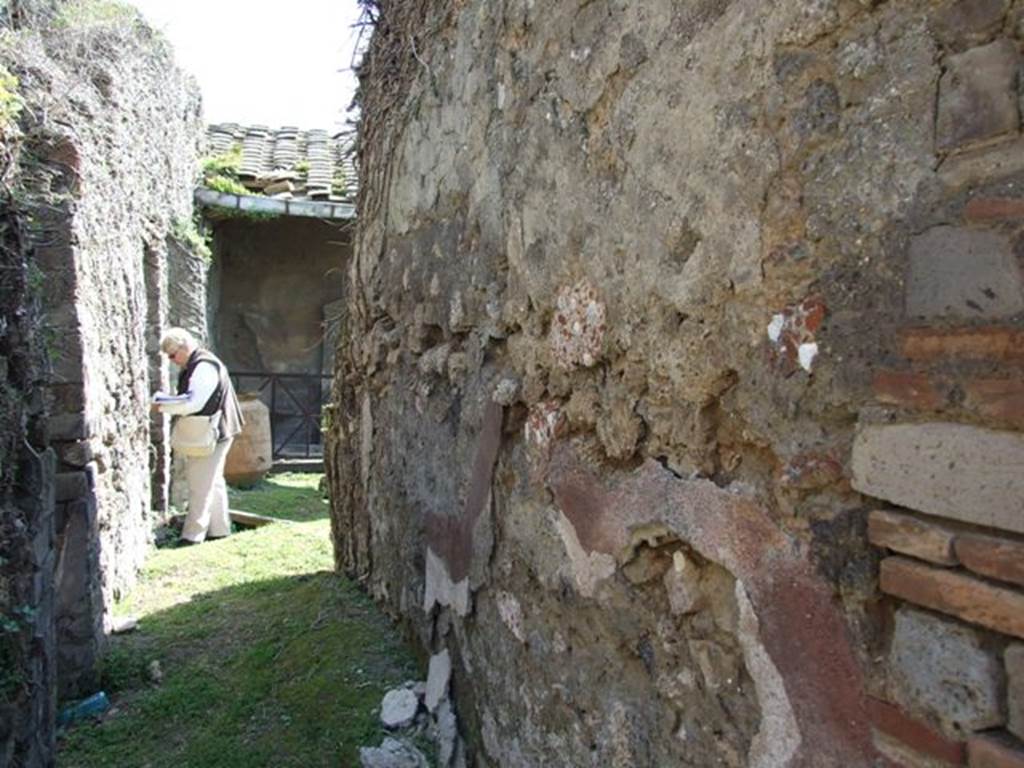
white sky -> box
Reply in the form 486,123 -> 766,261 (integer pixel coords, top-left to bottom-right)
128,0 -> 365,132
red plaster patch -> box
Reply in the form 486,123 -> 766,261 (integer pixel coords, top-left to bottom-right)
424,400 -> 503,583
548,445 -> 878,766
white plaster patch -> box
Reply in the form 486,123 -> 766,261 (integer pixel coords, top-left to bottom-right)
425,649 -> 452,713
554,510 -> 616,598
495,590 -> 526,642
423,547 -> 471,617
765,297 -> 827,373
797,342 -> 818,372
735,580 -> 801,768
360,393 -> 373,491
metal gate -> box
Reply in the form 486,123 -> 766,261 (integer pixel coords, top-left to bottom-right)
230,371 -> 332,460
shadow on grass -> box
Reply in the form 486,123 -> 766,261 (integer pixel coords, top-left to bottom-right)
58,569 -> 419,768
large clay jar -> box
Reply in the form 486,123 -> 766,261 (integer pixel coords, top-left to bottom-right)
225,393 -> 272,487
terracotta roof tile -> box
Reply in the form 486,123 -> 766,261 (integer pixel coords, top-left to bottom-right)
204,123 -> 358,203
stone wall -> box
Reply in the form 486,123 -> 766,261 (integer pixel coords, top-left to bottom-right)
0,154 -> 58,768
0,0 -> 202,712
328,1 -> 1024,766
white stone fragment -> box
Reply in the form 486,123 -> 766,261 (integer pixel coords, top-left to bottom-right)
359,737 -> 429,768
735,580 -> 801,768
767,314 -> 785,342
423,548 -> 471,616
111,616 -> 138,634
435,698 -> 459,767
380,688 -> 419,729
797,342 -> 818,371
663,552 -> 704,615
495,591 -> 526,642
425,649 -> 452,714
554,510 -> 616,597
492,378 -> 519,406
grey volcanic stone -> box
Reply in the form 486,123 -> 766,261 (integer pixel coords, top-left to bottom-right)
888,607 -> 1004,735
937,39 -> 1020,152
360,738 -> 429,768
380,688 -> 419,729
435,699 -> 458,767
1007,643 -> 1024,741
907,226 -> 1024,319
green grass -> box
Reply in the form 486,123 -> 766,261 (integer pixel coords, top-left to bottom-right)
228,472 -> 329,522
58,474 -> 419,768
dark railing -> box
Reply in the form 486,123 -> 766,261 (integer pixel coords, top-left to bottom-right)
230,371 -> 332,460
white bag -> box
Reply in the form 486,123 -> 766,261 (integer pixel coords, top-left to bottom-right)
170,415 -> 218,457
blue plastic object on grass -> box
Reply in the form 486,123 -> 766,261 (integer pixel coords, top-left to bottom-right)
57,691 -> 110,726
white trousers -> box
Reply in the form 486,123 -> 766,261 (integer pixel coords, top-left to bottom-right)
181,438 -> 233,542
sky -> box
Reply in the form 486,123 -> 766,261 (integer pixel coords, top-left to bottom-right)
129,0 -> 365,132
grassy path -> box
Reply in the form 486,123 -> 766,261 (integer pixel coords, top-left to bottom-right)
58,474 -> 418,768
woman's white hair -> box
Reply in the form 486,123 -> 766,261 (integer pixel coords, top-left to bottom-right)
160,327 -> 197,355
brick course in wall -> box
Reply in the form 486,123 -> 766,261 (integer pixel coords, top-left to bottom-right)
862,41 -> 1024,750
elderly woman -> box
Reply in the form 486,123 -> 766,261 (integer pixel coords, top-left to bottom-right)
154,328 -> 244,544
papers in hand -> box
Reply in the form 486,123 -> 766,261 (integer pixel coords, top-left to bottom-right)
152,392 -> 189,404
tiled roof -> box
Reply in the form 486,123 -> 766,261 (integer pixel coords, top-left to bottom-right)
205,123 -> 358,203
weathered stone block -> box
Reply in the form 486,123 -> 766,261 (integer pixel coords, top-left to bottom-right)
868,509 -> 958,566
54,471 -> 88,502
901,327 -> 1024,363
1007,644 -> 1024,741
942,137 -> 1024,189
906,226 -> 1024,319
956,534 -> 1024,589
889,607 -> 1004,734
47,413 -> 90,442
936,40 -> 1020,153
56,440 -> 93,469
968,732 -> 1024,768
46,382 -> 85,414
880,557 -> 1024,639
852,422 -> 1024,535
931,0 -> 1011,51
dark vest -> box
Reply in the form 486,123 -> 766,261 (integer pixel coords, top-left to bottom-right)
177,349 -> 244,441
